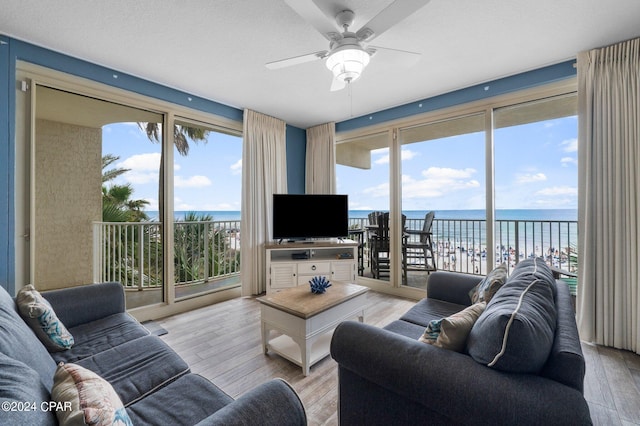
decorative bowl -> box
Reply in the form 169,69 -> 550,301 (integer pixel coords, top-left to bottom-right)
309,276 -> 331,294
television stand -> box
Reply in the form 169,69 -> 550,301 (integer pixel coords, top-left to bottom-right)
265,240 -> 358,294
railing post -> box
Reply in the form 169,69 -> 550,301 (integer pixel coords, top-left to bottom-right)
138,223 -> 144,290
204,222 -> 210,281
514,220 -> 520,267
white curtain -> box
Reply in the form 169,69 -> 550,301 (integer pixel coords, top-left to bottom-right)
577,37 -> 640,354
240,109 -> 287,296
305,122 -> 336,194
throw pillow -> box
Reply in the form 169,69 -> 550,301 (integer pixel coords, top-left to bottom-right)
418,319 -> 442,344
16,285 -> 74,352
52,362 -> 133,426
468,263 -> 508,304
436,301 -> 487,352
466,258 -> 557,373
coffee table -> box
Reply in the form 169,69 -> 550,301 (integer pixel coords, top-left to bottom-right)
257,281 -> 369,376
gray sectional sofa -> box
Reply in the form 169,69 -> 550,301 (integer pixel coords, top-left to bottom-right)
331,258 -> 592,425
0,281 -> 307,425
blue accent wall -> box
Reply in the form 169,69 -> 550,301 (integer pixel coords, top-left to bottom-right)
285,125 -> 306,194
336,61 -> 576,132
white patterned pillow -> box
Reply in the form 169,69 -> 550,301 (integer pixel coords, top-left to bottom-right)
52,363 -> 133,426
16,285 -> 74,352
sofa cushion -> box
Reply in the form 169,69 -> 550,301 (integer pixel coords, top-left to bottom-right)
75,335 -> 189,406
467,258 -> 557,373
433,301 -> 486,352
383,319 -> 429,340
52,313 -> 149,364
127,374 -> 233,425
16,285 -> 74,352
0,352 -> 57,426
399,298 -> 466,328
52,362 -> 133,426
469,263 -> 507,304
0,286 -> 57,391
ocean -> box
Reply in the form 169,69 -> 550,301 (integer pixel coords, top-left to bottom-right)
162,209 -> 577,222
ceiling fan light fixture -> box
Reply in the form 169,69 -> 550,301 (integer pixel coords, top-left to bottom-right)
325,46 -> 370,83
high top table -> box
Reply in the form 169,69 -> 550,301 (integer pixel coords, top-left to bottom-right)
257,281 -> 369,376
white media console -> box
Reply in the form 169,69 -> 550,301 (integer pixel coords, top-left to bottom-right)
265,239 -> 358,294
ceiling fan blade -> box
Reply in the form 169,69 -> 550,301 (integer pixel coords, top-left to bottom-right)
330,77 -> 347,92
284,0 -> 341,41
265,50 -> 328,70
368,46 -> 421,67
356,0 -> 431,42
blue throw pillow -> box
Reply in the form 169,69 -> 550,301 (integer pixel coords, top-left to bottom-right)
467,258 -> 557,373
16,285 -> 74,352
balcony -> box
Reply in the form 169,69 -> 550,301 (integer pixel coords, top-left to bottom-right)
349,216 -> 578,290
93,220 -> 241,306
94,216 -> 578,300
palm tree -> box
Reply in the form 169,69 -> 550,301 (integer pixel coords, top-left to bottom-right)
138,122 -> 209,223
102,154 -> 149,222
139,123 -> 209,156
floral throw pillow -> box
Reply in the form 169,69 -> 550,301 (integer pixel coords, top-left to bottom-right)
52,362 -> 133,426
468,263 -> 508,304
418,319 -> 442,344
16,285 -> 74,352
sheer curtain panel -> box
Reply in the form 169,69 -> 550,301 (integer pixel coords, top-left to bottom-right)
577,37 -> 640,354
306,122 -> 336,194
240,109 -> 288,295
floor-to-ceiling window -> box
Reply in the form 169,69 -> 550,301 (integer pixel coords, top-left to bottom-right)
399,113 -> 486,289
335,82 -> 577,297
336,130 -> 394,286
15,63 -> 242,315
493,93 -> 578,283
171,118 -> 242,300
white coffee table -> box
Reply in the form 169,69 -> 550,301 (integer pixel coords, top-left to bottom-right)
257,281 -> 369,376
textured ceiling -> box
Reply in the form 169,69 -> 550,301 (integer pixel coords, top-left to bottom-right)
2,0 -> 640,128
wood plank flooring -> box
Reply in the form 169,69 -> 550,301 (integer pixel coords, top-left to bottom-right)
157,291 -> 640,425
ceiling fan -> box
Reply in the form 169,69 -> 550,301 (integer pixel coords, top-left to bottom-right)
266,0 -> 431,91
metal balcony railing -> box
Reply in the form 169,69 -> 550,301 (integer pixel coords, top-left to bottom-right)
349,216 -> 578,277
95,216 -> 577,291
93,220 -> 241,290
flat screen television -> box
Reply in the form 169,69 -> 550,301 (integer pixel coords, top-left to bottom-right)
272,194 -> 349,241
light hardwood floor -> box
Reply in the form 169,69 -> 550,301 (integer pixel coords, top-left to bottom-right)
157,291 -> 640,426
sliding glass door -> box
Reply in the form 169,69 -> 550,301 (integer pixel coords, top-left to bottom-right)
399,113 -> 486,289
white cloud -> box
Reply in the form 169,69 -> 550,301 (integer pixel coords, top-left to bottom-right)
535,186 -> 577,196
561,138 -> 578,152
230,159 -> 242,175
362,182 -> 390,198
561,156 -> 577,167
375,148 -> 420,165
174,175 -> 212,188
516,172 -> 547,183
118,152 -> 160,170
401,167 -> 479,199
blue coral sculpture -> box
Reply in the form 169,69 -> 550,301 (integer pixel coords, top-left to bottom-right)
309,276 -> 331,294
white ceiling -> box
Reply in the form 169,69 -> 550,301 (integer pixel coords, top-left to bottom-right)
2,0 -> 640,129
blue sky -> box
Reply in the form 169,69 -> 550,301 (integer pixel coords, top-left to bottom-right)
102,115 -> 577,213
102,123 -> 243,212
337,115 -> 578,211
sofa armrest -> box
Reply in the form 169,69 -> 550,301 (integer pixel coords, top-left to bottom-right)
194,379 -> 307,426
330,321 -> 592,425
42,282 -> 126,328
426,271 -> 482,306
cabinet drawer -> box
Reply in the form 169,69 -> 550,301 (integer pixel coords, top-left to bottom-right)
297,262 -> 331,275
297,274 -> 330,286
